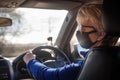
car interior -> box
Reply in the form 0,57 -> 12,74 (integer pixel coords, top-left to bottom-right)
0,0 -> 120,80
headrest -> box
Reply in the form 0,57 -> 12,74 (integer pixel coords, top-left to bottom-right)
102,0 -> 120,36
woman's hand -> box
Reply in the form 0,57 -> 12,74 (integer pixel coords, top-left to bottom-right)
23,50 -> 36,64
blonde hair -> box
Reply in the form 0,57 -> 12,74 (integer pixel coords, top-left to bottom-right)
76,1 -> 104,32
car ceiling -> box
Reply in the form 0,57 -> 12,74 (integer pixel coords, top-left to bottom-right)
0,0 -> 93,10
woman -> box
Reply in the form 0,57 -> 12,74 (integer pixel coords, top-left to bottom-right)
23,1 -> 118,80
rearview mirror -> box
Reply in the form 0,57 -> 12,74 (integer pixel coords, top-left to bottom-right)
0,17 -> 12,27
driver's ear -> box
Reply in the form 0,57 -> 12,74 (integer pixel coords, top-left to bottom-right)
97,32 -> 106,41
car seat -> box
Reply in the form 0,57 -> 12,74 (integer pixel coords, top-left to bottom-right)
77,0 -> 120,80
0,57 -> 14,80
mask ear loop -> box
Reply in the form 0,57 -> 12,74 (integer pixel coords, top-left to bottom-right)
87,30 -> 97,34
77,24 -> 97,33
78,30 -> 97,35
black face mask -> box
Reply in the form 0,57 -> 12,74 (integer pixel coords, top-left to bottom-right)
76,30 -> 97,49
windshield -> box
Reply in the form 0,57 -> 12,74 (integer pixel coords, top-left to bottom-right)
0,8 -> 68,57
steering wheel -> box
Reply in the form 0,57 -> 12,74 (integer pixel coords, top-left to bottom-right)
12,46 -> 71,79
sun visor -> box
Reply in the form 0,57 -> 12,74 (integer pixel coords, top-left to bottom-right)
102,0 -> 120,37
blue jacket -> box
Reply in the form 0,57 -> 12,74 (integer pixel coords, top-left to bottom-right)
27,59 -> 84,80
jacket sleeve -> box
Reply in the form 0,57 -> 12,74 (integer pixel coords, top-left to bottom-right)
27,59 -> 83,80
